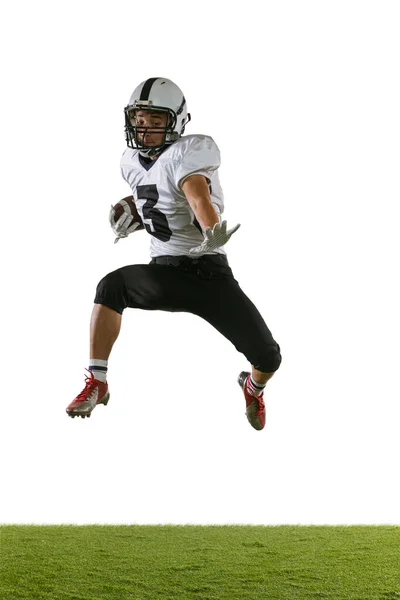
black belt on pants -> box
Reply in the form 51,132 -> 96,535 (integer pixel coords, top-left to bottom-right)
150,254 -> 229,267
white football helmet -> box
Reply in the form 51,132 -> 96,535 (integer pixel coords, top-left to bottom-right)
124,77 -> 191,157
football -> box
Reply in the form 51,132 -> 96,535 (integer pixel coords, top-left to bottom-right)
112,196 -> 144,230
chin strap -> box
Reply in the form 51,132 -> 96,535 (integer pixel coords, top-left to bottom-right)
138,148 -> 160,158
138,142 -> 174,159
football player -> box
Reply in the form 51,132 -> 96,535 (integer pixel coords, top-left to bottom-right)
66,77 -> 282,430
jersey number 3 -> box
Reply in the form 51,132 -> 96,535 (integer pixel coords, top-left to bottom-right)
137,184 -> 172,242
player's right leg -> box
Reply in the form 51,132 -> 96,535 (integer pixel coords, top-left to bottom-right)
66,304 -> 121,418
66,262 -> 189,419
66,266 -> 129,418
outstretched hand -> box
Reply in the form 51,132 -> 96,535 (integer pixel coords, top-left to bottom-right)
188,220 -> 241,256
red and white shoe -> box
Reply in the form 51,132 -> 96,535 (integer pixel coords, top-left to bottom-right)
66,369 -> 110,418
237,371 -> 266,431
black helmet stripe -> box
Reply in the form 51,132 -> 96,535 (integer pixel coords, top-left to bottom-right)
139,77 -> 159,100
176,95 -> 186,115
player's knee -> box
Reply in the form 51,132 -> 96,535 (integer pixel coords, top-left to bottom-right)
94,269 -> 127,315
253,343 -> 282,373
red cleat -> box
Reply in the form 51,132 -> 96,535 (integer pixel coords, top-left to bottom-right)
237,371 -> 266,431
66,369 -> 110,419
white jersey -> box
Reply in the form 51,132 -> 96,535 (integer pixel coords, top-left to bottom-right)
120,134 -> 226,258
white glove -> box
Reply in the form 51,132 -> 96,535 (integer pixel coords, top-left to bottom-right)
109,205 -> 141,244
188,220 -> 241,256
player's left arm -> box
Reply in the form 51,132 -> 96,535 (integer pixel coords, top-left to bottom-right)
182,174 -> 241,256
182,174 -> 220,231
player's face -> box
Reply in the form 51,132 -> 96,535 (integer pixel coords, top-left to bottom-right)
134,110 -> 168,146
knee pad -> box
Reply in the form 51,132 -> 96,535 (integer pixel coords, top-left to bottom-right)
253,343 -> 282,373
93,269 -> 127,315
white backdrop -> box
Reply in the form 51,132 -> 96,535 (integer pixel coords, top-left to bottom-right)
0,0 -> 399,525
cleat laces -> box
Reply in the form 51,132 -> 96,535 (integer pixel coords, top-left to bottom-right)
75,369 -> 98,403
255,396 -> 265,415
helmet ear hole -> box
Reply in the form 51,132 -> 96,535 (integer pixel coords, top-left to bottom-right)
167,111 -> 176,130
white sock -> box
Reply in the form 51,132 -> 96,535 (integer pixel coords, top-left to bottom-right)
88,359 -> 108,382
246,375 -> 266,397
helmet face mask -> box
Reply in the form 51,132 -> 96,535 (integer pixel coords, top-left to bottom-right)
124,78 -> 191,157
124,103 -> 178,156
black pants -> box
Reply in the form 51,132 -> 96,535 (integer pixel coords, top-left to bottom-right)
94,254 -> 282,373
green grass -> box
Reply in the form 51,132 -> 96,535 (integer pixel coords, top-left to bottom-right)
1,526 -> 399,599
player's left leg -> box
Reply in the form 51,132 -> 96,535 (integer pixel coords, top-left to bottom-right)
189,264 -> 281,431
